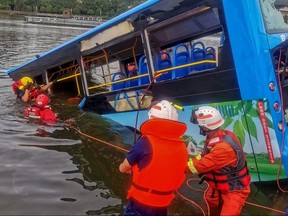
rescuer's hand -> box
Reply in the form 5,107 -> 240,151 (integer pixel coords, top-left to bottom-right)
187,141 -> 203,156
25,82 -> 33,89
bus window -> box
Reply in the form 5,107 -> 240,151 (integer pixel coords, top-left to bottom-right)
260,0 -> 288,33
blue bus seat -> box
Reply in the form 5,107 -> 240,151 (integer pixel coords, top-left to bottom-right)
111,71 -> 126,91
172,43 -> 190,79
191,41 -> 206,71
138,55 -> 150,85
205,46 -> 216,69
156,51 -> 172,82
126,69 -> 138,88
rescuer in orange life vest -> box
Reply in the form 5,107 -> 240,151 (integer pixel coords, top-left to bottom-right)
24,94 -> 58,124
187,106 -> 251,216
12,76 -> 55,103
119,100 -> 188,216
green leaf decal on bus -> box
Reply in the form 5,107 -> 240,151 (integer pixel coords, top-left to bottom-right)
242,115 -> 258,142
233,120 -> 245,146
222,117 -> 233,129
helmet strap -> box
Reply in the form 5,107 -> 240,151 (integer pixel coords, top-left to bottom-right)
199,126 -> 217,136
199,127 -> 207,136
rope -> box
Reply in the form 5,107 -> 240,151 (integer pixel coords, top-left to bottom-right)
276,48 -> 288,193
176,177 -> 209,216
69,125 -> 129,153
245,201 -> 285,215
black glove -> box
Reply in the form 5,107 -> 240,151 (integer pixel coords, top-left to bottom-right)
34,82 -> 41,90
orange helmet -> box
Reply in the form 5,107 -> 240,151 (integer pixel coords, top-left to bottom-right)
36,94 -> 49,108
192,106 -> 224,130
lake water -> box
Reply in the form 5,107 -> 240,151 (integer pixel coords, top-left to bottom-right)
0,13 -> 287,215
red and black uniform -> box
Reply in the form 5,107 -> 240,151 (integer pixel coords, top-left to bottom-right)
12,80 -> 41,101
125,118 -> 188,215
192,130 -> 251,216
24,105 -> 58,122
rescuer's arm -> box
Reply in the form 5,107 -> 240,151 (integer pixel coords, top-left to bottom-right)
21,89 -> 30,102
40,82 -> 53,92
119,158 -> 132,173
119,136 -> 151,174
190,143 -> 237,174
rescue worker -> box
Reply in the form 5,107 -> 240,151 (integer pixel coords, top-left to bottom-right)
24,94 -> 58,123
187,106 -> 251,216
119,100 -> 188,216
12,76 -> 54,102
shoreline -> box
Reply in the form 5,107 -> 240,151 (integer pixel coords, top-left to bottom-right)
0,9 -> 105,28
24,16 -> 103,28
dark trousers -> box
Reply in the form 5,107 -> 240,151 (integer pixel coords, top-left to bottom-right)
123,198 -> 167,216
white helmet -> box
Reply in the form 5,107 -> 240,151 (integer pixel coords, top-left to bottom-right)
193,106 -> 224,130
148,100 -> 178,121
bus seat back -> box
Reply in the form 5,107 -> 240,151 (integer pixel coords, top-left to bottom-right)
156,51 -> 172,82
138,55 -> 150,85
111,71 -> 126,90
126,69 -> 138,88
191,41 -> 206,71
205,46 -> 216,69
172,43 -> 190,79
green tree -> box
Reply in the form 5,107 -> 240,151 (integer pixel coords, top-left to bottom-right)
26,0 -> 41,12
0,0 -> 146,17
14,0 -> 27,11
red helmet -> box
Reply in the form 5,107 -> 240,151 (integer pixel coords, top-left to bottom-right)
36,94 -> 49,108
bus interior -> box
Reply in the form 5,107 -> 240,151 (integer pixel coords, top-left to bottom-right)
45,0 -> 239,114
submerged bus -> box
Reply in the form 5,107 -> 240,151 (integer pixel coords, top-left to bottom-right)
7,0 -> 288,182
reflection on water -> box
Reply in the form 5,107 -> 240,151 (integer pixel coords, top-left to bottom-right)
0,14 -> 89,70
0,14 -> 288,215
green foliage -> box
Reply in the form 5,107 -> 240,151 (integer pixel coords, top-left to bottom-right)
0,0 -> 145,17
211,100 -> 274,147
233,120 -> 245,145
246,153 -> 287,181
241,114 -> 258,141
221,116 -> 233,129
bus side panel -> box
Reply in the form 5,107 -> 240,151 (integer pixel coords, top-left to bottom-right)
222,0 -> 285,174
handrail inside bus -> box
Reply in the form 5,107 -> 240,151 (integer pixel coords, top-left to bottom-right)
87,59 -> 217,90
51,59 -> 217,88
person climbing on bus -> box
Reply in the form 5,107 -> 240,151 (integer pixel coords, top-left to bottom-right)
187,106 -> 251,216
119,100 -> 188,216
12,76 -> 55,102
24,94 -> 58,123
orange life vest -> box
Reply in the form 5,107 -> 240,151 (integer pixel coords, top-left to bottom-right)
127,119 -> 188,207
12,80 -> 41,101
24,106 -> 41,119
24,105 -> 57,122
202,130 -> 250,191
